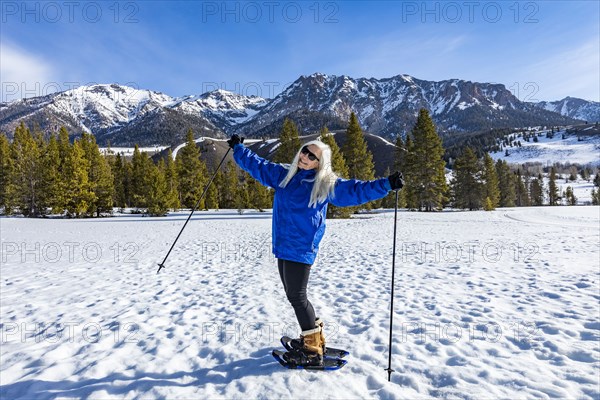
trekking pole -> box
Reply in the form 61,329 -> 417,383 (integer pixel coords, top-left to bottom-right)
156,147 -> 231,274
385,189 -> 400,381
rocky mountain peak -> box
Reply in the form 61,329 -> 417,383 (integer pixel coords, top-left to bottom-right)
1,74 -> 596,147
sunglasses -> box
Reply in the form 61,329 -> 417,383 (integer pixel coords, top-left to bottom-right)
301,146 -> 320,162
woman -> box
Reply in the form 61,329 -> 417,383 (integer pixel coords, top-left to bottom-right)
227,134 -> 403,366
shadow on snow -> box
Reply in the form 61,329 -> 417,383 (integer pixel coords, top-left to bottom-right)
0,348 -> 278,399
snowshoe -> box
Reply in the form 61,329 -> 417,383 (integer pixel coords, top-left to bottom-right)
271,349 -> 346,370
281,336 -> 349,359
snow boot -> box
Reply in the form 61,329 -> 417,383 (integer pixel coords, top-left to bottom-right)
301,326 -> 324,356
289,318 -> 326,354
317,318 -> 326,353
283,325 -> 324,367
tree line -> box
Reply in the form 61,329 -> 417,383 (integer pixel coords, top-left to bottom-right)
449,151 -> 600,210
0,124 -> 274,217
1,109 -> 598,218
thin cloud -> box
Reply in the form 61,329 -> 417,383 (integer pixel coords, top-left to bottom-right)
521,39 -> 600,102
0,41 -> 56,102
328,30 -> 470,80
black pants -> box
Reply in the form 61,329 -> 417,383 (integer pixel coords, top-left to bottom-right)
278,259 -> 316,331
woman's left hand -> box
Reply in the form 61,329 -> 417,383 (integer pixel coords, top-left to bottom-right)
388,171 -> 404,190
227,134 -> 244,149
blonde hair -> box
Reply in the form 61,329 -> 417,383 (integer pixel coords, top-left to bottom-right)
279,140 -> 339,207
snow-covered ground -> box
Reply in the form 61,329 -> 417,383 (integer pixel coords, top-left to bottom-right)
554,178 -> 597,205
1,207 -> 599,399
99,147 -> 169,156
490,133 -> 600,166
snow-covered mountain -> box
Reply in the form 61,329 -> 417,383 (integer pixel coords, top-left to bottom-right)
236,73 -> 582,137
0,84 -> 173,133
534,97 -> 600,123
0,74 -> 587,146
0,84 -> 254,146
174,89 -> 268,130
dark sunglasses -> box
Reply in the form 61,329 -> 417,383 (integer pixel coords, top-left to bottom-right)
301,146 -> 320,162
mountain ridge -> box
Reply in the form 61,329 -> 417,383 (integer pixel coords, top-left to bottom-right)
1,74 -> 597,146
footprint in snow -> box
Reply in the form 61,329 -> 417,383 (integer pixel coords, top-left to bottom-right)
540,291 -> 561,299
566,350 -> 596,363
446,356 -> 468,366
580,331 -> 600,342
583,321 -> 600,330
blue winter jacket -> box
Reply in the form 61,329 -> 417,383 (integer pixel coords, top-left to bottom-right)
233,144 -> 392,264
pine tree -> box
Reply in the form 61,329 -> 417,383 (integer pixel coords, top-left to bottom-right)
482,153 -> 500,209
514,169 -> 530,207
161,151 -> 180,210
80,133 -> 114,216
31,130 -> 53,214
591,188 -> 600,205
529,175 -> 545,206
9,123 -> 42,216
400,135 -> 418,208
195,152 -> 209,209
220,161 -> 241,209
94,155 -> 114,216
55,127 -> 72,213
105,140 -> 113,156
0,133 -> 12,213
39,134 -> 62,214
381,135 -> 408,210
394,135 -> 407,172
594,170 -> 600,187
403,135 -> 418,209
237,179 -> 250,212
495,160 -> 516,207
319,127 -> 347,177
404,109 -> 448,211
274,118 -> 302,164
581,168 -> 590,181
123,160 -> 133,209
204,164 -> 219,211
176,130 -> 208,209
484,197 -> 495,211
147,160 -> 170,216
64,139 -> 95,217
342,112 -> 375,181
342,112 -> 379,210
451,147 -> 484,210
568,166 -> 578,181
112,153 -> 127,209
210,169 -> 225,210
548,167 -> 560,206
565,186 -> 577,205
131,145 -> 149,209
319,127 -> 352,218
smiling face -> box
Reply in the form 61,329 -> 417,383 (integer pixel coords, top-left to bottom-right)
298,144 -> 321,170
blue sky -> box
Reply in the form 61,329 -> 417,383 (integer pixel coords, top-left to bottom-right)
1,1 -> 599,102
